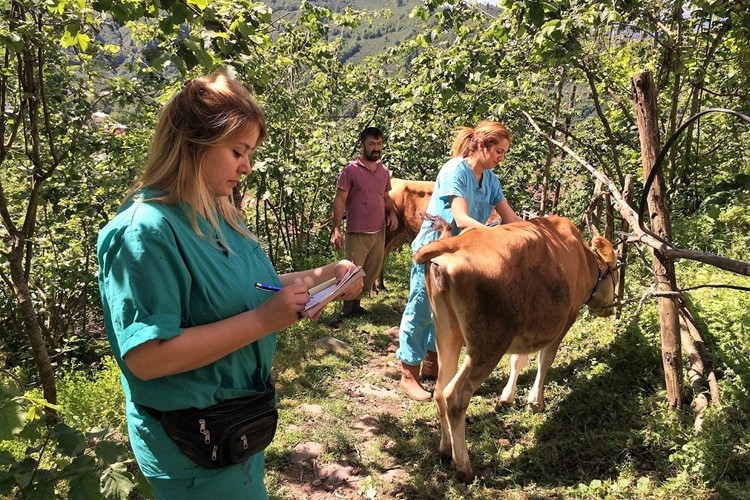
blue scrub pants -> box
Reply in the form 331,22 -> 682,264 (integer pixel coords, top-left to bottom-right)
395,261 -> 436,365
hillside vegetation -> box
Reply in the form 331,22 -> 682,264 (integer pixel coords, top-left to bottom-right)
269,0 -> 424,62
267,0 -> 499,63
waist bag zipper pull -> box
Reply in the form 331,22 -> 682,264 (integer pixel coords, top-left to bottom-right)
199,419 -> 211,444
241,435 -> 248,450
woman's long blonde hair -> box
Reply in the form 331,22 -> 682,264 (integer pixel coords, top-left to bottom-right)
126,71 -> 267,240
451,120 -> 512,158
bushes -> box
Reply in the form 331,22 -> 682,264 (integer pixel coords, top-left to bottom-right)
56,357 -> 126,433
0,357 -> 144,499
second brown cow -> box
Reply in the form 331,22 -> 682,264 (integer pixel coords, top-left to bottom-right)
376,178 -> 435,292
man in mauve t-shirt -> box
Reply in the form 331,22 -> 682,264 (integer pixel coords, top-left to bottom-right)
330,127 -> 399,325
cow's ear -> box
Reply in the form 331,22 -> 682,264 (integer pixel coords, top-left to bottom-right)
591,236 -> 617,265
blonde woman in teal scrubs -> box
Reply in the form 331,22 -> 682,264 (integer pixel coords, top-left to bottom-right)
97,72 -> 362,499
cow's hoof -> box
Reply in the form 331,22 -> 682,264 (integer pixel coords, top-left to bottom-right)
456,466 -> 475,483
527,401 -> 545,413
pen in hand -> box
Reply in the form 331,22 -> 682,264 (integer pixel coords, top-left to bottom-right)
255,282 -> 282,292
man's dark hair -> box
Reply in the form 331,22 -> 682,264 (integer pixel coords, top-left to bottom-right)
359,126 -> 383,143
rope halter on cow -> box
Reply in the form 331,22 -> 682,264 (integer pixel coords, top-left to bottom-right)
585,237 -> 621,306
587,260 -> 621,303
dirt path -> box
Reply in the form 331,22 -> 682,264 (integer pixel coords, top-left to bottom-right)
273,326 -> 423,499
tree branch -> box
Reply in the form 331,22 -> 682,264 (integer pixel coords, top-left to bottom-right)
523,111 -> 750,277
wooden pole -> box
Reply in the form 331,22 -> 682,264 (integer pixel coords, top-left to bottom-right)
631,70 -> 684,409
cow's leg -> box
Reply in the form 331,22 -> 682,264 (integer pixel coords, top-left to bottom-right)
373,262 -> 388,294
431,299 -> 463,459
373,253 -> 390,294
443,351 -> 505,483
434,334 -> 462,459
426,263 -> 506,482
377,232 -> 408,294
527,325 -> 571,412
499,353 -> 529,405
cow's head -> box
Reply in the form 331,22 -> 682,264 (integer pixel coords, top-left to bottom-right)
585,236 -> 619,317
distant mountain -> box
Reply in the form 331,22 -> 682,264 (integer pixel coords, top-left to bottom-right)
267,0 -> 426,64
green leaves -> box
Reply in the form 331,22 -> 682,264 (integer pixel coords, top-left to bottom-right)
54,422 -> 88,456
188,0 -> 210,9
68,466 -> 104,500
0,398 -> 24,441
95,440 -> 132,465
100,462 -> 136,500
0,385 -> 138,498
410,4 -> 430,21
61,30 -> 91,50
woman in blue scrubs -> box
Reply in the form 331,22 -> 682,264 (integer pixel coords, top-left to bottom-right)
396,120 -> 523,401
97,72 -> 362,499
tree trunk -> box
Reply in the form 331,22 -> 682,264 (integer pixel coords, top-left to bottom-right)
540,72 -> 565,216
7,244 -> 57,406
592,179 -> 603,229
631,70 -> 684,409
677,300 -> 719,431
614,175 -> 634,318
677,22 -> 730,213
584,65 -> 624,185
665,1 -> 683,183
552,181 -> 561,212
0,35 -> 60,409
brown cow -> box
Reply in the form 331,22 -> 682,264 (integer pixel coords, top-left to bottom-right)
377,178 -> 503,292
376,178 -> 435,292
413,215 -> 619,481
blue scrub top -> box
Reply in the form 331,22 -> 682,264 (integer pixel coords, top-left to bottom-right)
413,156 -> 505,249
97,189 -> 279,479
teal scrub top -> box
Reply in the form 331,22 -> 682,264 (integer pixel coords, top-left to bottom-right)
413,156 -> 505,249
97,189 -> 279,479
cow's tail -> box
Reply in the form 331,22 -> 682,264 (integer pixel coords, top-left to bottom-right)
412,213 -> 454,264
414,238 -> 450,264
420,212 -> 452,240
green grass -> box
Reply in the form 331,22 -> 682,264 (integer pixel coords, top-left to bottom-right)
4,246 -> 747,499
265,247 -> 750,499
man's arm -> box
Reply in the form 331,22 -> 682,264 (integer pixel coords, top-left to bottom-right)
331,188 -> 348,250
384,191 -> 399,230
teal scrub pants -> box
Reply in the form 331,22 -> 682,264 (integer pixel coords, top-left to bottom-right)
147,453 -> 268,499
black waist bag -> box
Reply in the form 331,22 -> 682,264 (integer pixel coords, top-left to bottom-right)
143,381 -> 278,469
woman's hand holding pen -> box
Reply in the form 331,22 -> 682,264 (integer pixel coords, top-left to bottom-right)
256,282 -> 309,330
257,259 -> 362,328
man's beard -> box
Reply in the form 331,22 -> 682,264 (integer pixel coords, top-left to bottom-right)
363,150 -> 381,161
